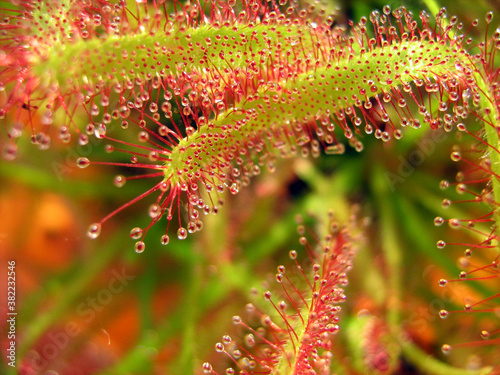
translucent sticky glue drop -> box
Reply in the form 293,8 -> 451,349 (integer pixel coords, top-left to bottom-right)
439,309 -> 449,319
245,333 -> 255,347
441,199 -> 451,208
439,180 -> 449,190
481,330 -> 490,339
87,223 -> 101,239
202,362 -> 212,374
450,151 -> 461,162
441,344 -> 452,354
3,143 -> 18,160
77,157 -> 90,168
134,241 -> 145,253
114,175 -> 126,187
160,235 -> 170,245
325,144 -> 345,155
438,279 -> 448,287
94,124 -> 106,138
130,227 -> 143,240
177,227 -> 188,240
148,204 -> 161,218
79,134 -> 89,146
434,216 -> 444,226
485,11 -> 493,24
448,218 -> 461,229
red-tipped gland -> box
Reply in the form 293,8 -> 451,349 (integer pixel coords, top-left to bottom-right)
441,344 -> 452,355
202,362 -> 213,374
87,223 -> 101,240
439,309 -> 449,319
436,240 -> 446,249
76,157 -> 91,169
134,241 -> 146,254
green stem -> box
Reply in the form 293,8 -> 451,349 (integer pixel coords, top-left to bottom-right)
174,253 -> 203,374
400,338 -> 492,375
371,163 -> 403,327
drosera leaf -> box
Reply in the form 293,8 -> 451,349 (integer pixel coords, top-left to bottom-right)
0,0 -> 331,152
73,4 -> 500,248
203,209 -> 366,374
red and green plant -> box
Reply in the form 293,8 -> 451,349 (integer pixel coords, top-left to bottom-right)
1,0 -> 499,374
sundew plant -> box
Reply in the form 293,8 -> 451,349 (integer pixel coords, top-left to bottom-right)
1,0 -> 500,374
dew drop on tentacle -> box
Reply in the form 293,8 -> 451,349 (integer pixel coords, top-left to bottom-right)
202,362 -> 212,374
438,279 -> 448,287
244,333 -> 255,347
77,157 -> 90,168
450,151 -> 461,162
94,123 -> 106,138
448,218 -> 461,229
79,134 -> 89,146
160,235 -> 170,245
3,143 -> 18,161
87,223 -> 101,239
59,126 -> 71,143
456,183 -> 467,195
187,221 -> 196,233
434,216 -> 444,226
130,227 -> 143,239
114,175 -> 126,187
481,330 -> 490,339
441,344 -> 452,354
485,11 -> 493,24
134,241 -> 145,253
325,144 -> 345,155
148,204 -> 161,218
436,240 -> 446,249
439,309 -> 449,319
441,199 -> 451,208
177,227 -> 188,240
